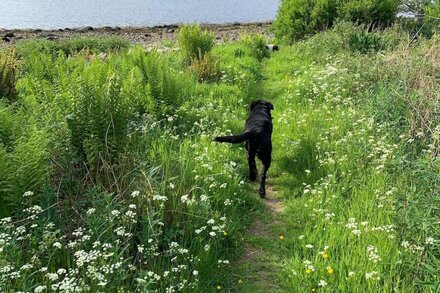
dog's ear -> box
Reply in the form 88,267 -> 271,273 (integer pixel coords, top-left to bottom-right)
249,100 -> 259,112
268,102 -> 274,110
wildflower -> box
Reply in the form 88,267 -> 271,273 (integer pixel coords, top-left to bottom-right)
327,267 -> 334,274
298,235 -> 305,240
238,279 -> 243,284
193,270 -> 199,276
23,191 -> 34,197
34,286 -> 46,293
322,252 -> 329,259
216,285 -> 222,290
131,190 -> 140,197
223,231 -> 228,236
305,269 -> 312,274
279,235 -> 285,240
425,237 -> 435,245
111,210 -> 120,217
53,242 -> 62,249
318,280 -> 327,287
305,244 -> 313,249
348,272 -> 355,277
365,271 -> 379,280
86,208 -> 96,215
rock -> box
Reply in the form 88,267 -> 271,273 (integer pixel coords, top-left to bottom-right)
265,44 -> 280,52
46,34 -> 57,41
257,23 -> 263,27
114,27 -> 122,31
58,28 -> 64,32
144,33 -> 151,37
4,32 -> 15,38
232,22 -> 241,26
167,28 -> 175,33
64,28 -> 72,31
2,36 -> 11,42
35,29 -> 42,33
84,26 -> 94,31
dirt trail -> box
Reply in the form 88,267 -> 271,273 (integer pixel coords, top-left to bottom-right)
238,183 -> 285,292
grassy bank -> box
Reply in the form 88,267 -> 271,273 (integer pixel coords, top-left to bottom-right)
1,22 -> 439,292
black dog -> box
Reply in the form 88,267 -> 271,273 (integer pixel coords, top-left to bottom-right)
214,100 -> 274,198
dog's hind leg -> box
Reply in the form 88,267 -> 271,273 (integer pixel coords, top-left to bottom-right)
258,149 -> 271,198
246,141 -> 258,182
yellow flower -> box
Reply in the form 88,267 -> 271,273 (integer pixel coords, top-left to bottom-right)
322,252 -> 329,259
223,231 -> 228,236
238,279 -> 243,284
279,235 -> 285,240
305,268 -> 312,274
216,285 -> 222,290
327,267 -> 334,274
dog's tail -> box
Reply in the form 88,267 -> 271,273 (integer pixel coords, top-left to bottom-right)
214,132 -> 253,144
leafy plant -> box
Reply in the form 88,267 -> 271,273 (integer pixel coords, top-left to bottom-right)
178,24 -> 215,62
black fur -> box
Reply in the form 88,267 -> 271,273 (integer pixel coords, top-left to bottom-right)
214,100 -> 274,198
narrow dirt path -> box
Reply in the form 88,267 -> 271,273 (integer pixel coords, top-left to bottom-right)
237,182 -> 286,292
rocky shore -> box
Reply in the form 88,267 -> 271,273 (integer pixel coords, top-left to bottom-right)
1,22 -> 272,46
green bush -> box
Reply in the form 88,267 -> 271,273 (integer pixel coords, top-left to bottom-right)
273,0 -> 400,42
178,24 -> 215,62
425,1 -> 440,30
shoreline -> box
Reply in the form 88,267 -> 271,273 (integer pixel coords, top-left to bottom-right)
1,22 -> 273,46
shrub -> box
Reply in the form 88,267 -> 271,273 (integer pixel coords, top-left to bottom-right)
273,0 -> 400,42
178,24 -> 215,62
0,47 -> 19,99
337,0 -> 399,28
425,1 -> 440,30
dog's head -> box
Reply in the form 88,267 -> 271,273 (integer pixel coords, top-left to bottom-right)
250,100 -> 274,112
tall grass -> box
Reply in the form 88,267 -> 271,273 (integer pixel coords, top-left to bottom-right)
0,47 -> 19,99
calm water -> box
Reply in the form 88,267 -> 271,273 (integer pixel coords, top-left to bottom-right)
0,0 -> 280,29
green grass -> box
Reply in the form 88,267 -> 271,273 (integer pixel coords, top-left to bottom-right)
0,23 -> 439,292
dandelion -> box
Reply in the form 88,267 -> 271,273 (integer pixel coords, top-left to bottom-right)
305,269 -> 312,274
322,252 -> 329,259
238,279 -> 243,284
279,235 -> 285,240
223,231 -> 228,236
327,267 -> 334,274
216,285 -> 222,290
